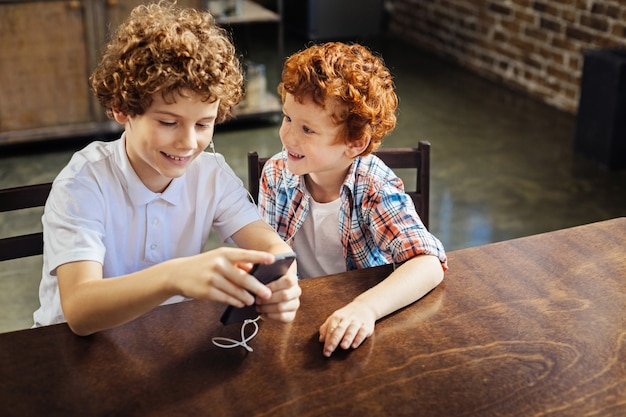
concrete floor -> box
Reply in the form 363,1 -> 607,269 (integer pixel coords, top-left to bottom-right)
1,36 -> 625,333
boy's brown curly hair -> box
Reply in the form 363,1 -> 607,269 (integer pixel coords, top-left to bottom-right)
90,1 -> 243,124
278,42 -> 398,155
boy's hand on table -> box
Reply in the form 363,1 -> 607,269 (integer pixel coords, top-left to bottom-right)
319,301 -> 377,357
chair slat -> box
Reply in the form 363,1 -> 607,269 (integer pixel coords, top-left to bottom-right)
0,183 -> 52,212
0,233 -> 44,262
0,182 -> 52,261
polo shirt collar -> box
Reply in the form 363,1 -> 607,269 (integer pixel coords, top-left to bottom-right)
114,134 -> 184,206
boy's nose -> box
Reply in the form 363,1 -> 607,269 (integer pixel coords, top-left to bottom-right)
177,128 -> 197,148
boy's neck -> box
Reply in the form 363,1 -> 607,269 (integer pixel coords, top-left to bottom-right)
304,170 -> 347,203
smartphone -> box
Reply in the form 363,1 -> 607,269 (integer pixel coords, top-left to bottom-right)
220,252 -> 297,325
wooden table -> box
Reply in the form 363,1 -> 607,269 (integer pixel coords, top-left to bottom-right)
1,218 -> 625,416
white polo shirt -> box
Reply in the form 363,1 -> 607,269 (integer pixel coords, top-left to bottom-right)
33,135 -> 260,326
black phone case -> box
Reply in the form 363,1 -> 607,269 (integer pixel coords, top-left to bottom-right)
219,253 -> 296,325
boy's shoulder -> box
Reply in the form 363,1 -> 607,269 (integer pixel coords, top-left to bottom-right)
353,154 -> 398,182
350,154 -> 404,199
58,139 -> 121,181
74,139 -> 119,161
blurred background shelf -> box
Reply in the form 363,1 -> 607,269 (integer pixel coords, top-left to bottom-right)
232,93 -> 282,122
210,0 -> 284,124
0,0 -> 283,146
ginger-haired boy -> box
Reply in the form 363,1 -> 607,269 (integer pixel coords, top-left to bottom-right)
258,42 -> 447,357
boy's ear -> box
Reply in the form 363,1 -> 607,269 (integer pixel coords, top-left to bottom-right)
112,108 -> 129,124
345,138 -> 370,158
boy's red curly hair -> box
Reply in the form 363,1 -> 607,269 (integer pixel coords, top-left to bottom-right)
278,42 -> 398,155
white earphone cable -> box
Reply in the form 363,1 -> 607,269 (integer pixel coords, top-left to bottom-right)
212,316 -> 261,352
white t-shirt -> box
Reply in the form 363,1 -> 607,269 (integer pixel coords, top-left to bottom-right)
33,136 -> 261,326
291,197 -> 345,278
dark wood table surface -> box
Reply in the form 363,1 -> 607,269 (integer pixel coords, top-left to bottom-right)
1,218 -> 625,416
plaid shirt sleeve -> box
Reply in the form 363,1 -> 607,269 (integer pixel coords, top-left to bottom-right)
346,156 -> 448,271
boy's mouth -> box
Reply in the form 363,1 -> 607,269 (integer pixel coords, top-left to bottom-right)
162,152 -> 190,162
288,151 -> 304,160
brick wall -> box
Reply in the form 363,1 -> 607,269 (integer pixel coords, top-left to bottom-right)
388,0 -> 626,114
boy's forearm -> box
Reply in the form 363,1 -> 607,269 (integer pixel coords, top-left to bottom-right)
265,238 -> 293,255
353,255 -> 444,321
233,220 -> 292,255
60,262 -> 176,336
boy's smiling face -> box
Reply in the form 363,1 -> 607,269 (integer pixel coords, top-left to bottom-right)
279,93 -> 366,199
114,90 -> 219,193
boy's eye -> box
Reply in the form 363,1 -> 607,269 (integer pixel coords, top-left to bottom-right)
302,125 -> 314,134
283,115 -> 291,123
159,120 -> 176,127
197,122 -> 213,129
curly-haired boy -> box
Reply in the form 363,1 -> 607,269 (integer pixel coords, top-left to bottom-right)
34,1 -> 300,335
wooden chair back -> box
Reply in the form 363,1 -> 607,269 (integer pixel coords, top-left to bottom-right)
0,182 -> 52,261
247,141 -> 431,229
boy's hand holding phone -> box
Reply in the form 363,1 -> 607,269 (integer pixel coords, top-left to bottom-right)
221,252 -> 297,325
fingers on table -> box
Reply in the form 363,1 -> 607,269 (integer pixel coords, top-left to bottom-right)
322,319 -> 365,356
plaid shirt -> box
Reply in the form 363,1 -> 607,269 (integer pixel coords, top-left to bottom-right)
258,152 -> 448,271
